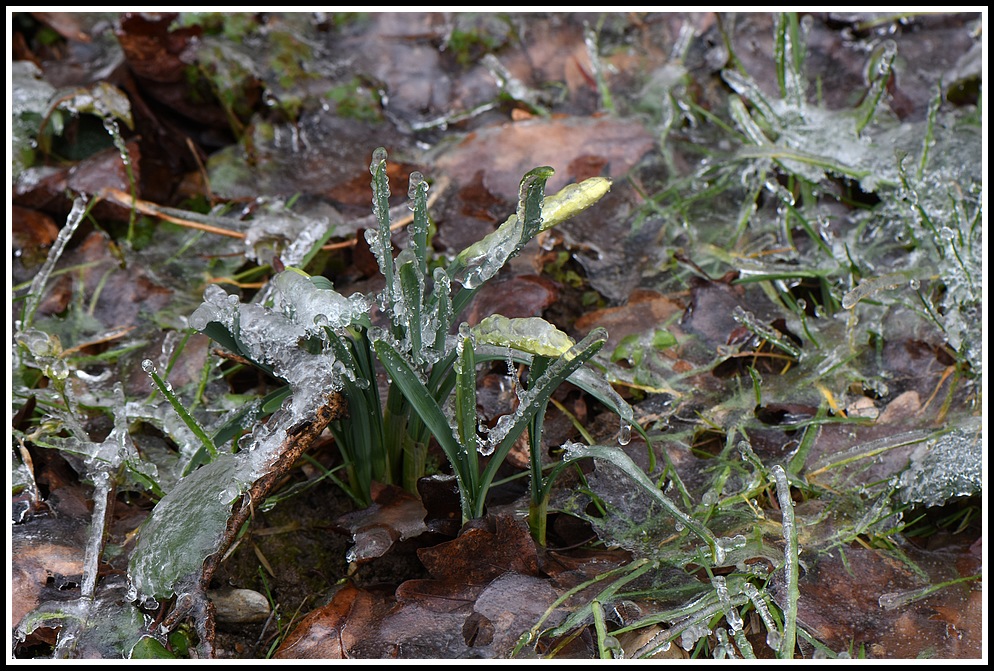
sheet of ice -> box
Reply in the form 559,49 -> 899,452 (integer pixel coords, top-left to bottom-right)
896,417 -> 982,507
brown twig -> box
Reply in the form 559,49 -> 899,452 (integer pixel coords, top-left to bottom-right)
99,174 -> 449,252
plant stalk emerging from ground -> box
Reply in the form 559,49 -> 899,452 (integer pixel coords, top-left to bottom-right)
193,148 -> 632,530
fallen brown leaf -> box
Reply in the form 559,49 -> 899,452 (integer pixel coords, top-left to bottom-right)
432,116 -> 655,199
274,582 -> 392,659
574,288 -> 683,353
417,513 -> 540,584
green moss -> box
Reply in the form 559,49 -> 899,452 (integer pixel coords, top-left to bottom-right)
325,77 -> 382,123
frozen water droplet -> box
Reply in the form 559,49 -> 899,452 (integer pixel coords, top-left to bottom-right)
141,359 -> 155,373
795,298 -> 806,311
618,420 -> 631,445
561,439 -> 586,461
408,171 -> 425,199
909,278 -> 921,290
370,147 -> 387,173
47,358 -> 69,381
16,328 -> 59,357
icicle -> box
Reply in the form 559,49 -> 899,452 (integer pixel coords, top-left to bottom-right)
712,576 -> 744,633
20,196 -> 88,330
842,272 -> 912,309
771,464 -> 798,655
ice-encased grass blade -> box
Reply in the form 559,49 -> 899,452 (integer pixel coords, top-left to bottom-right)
408,171 -> 430,276
366,147 -> 397,323
20,196 -> 91,331
211,385 -> 290,448
728,94 -> 773,147
529,558 -> 657,645
560,443 -> 719,562
454,335 -> 480,491
771,465 -> 798,658
398,261 -> 424,363
773,12 -> 807,106
722,70 -> 782,131
449,174 -> 612,313
323,326 -> 383,505
526,354 -> 553,542
855,40 -> 896,135
143,363 -> 218,466
473,329 -> 608,519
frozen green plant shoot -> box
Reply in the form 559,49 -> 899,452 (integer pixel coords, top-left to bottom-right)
192,148 -> 628,531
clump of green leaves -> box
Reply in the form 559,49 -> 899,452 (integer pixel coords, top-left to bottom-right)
193,148 -> 629,533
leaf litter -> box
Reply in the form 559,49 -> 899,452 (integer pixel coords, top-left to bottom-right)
8,10 -> 984,660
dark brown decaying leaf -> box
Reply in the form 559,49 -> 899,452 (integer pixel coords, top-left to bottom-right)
783,544 -> 983,658
11,533 -> 85,633
274,582 -> 394,659
574,288 -> 684,353
333,482 -> 429,564
47,231 -> 172,330
115,12 -> 200,84
15,141 -> 142,222
11,205 -> 60,286
417,513 -> 541,584
461,274 -> 560,327
115,13 -> 242,131
277,514 -> 571,659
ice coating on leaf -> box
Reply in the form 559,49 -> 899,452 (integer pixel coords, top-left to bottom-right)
452,177 -> 612,288
242,200 -> 332,267
188,283 -> 236,332
842,272 -> 914,309
128,389 -> 333,603
18,576 -> 147,658
15,328 -> 62,358
714,534 -> 748,566
454,216 -> 524,289
568,366 -> 636,429
471,315 -> 576,358
128,452 -> 252,604
679,621 -> 712,651
11,61 -> 57,178
190,273 -> 365,405
272,269 -> 369,332
896,417 -> 982,507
